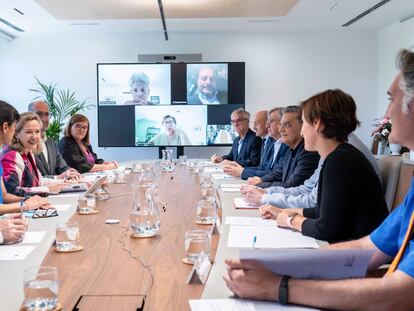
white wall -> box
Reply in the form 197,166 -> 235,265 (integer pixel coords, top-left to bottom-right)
377,18 -> 414,114
0,31 -> 377,162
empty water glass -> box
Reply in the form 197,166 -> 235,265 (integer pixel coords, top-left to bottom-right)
179,155 -> 188,166
55,222 -> 80,251
184,230 -> 211,263
23,266 -> 59,311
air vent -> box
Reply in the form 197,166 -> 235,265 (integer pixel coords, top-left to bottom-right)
0,17 -> 24,32
342,0 -> 392,27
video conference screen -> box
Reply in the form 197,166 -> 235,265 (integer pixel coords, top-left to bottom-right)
97,62 -> 245,147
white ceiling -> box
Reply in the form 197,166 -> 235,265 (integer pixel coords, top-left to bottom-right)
1,0 -> 414,39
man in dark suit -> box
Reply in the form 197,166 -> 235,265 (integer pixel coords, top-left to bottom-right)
211,108 -> 262,167
248,106 -> 319,188
187,66 -> 227,105
223,108 -> 288,179
28,100 -> 80,179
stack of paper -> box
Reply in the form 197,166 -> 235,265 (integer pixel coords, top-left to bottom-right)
212,173 -> 235,180
204,167 -> 224,173
234,198 -> 259,209
239,249 -> 375,279
227,225 -> 319,249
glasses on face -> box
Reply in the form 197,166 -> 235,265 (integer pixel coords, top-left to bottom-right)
163,119 -> 175,125
73,123 -> 88,131
278,122 -> 293,129
35,111 -> 50,118
33,208 -> 58,219
231,118 -> 248,124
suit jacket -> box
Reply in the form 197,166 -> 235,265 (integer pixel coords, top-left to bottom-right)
222,128 -> 262,167
187,92 -> 228,105
258,139 -> 320,188
58,136 -> 104,173
35,138 -> 69,177
240,140 -> 288,180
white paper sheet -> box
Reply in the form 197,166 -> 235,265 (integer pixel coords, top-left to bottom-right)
225,217 -> 276,227
239,249 -> 375,280
20,231 -> 45,244
189,299 -> 316,311
189,299 -> 255,311
212,173 -> 235,180
227,225 -> 319,249
0,246 -> 36,260
221,188 -> 241,193
233,198 -> 259,209
204,167 -> 224,173
53,204 -> 72,212
220,184 -> 242,188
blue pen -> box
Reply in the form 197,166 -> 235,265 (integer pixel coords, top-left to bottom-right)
252,235 -> 257,248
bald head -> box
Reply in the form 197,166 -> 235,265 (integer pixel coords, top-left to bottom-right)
28,100 -> 49,132
253,110 -> 268,138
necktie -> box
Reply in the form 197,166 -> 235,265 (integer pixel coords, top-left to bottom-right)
387,210 -> 414,274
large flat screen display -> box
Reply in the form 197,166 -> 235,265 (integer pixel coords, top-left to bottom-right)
97,62 -> 245,147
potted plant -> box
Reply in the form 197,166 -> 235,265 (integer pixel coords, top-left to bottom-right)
30,77 -> 93,141
371,117 -> 392,155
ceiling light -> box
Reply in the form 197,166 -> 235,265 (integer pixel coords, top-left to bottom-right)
0,29 -> 15,41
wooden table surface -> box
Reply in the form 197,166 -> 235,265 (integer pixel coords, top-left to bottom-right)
40,167 -> 219,311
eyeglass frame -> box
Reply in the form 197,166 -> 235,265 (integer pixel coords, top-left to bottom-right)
32,208 -> 58,219
230,118 -> 248,124
72,123 -> 89,131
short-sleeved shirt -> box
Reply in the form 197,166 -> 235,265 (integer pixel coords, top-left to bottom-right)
370,178 -> 414,278
0,166 -> 3,204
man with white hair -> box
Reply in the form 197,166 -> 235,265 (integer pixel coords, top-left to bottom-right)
224,49 -> 414,309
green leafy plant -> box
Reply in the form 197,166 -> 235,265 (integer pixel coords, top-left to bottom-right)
30,77 -> 93,141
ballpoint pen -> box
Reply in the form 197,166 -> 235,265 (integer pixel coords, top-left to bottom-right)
252,235 -> 257,248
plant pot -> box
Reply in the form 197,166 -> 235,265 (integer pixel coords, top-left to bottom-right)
389,143 -> 402,156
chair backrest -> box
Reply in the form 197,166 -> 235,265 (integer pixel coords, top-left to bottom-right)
379,156 -> 403,212
370,135 -> 379,155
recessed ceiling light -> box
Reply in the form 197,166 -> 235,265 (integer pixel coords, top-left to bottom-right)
13,8 -> 24,15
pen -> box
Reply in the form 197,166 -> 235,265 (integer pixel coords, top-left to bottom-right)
252,235 -> 257,248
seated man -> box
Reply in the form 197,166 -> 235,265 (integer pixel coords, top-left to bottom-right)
248,106 -> 319,189
224,49 -> 414,309
242,132 -> 380,208
224,108 -> 288,179
28,100 -> 80,179
211,108 -> 262,167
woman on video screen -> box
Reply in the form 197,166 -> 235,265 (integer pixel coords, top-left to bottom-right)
149,115 -> 191,145
124,72 -> 154,105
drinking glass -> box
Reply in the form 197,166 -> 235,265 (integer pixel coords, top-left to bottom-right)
179,155 -> 188,166
78,193 -> 96,213
184,230 -> 211,263
55,222 -> 80,251
114,169 -> 127,184
23,266 -> 59,311
195,199 -> 217,224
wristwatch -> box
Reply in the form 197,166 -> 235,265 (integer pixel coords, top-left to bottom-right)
279,275 -> 291,305
287,212 -> 299,230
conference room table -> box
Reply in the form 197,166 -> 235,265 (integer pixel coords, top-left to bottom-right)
0,163 -> 320,311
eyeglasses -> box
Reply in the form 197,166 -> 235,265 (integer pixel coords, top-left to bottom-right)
35,111 -> 50,118
231,118 -> 248,124
73,123 -> 89,131
33,208 -> 58,219
278,122 -> 293,129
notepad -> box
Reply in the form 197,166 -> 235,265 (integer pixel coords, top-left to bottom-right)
219,183 -> 242,188
204,167 -> 224,173
225,216 -> 275,227
20,231 -> 45,244
189,299 -> 255,311
53,204 -> 72,212
233,198 -> 259,209
221,187 -> 240,193
211,173 -> 235,180
227,225 -> 319,249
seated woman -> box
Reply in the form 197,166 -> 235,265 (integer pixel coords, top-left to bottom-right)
1,111 -> 61,202
149,115 -> 191,145
260,89 -> 388,243
58,114 -> 117,173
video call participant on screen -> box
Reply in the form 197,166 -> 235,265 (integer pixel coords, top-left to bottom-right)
28,100 -> 80,180
149,115 -> 191,146
188,66 -> 227,105
124,72 -> 153,105
224,50 -> 414,308
2,113 -> 63,197
248,106 -> 320,189
241,132 -> 380,209
211,108 -> 262,167
224,108 -> 288,179
0,102 -> 51,214
58,114 -> 118,173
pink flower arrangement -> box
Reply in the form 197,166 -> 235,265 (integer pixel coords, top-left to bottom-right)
371,117 -> 392,143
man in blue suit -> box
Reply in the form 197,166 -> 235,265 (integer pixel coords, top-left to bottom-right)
224,107 -> 288,179
248,106 -> 319,188
211,108 -> 262,167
